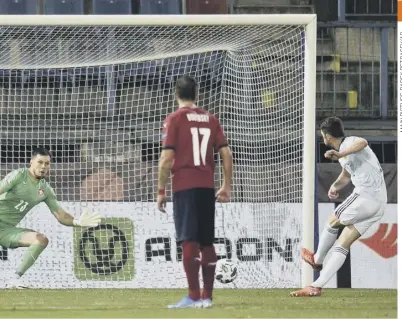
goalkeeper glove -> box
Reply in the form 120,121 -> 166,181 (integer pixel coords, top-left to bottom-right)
73,209 -> 101,227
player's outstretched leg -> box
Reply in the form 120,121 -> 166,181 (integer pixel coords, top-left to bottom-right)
6,231 -> 48,289
302,215 -> 340,272
301,248 -> 322,271
313,219 -> 340,266
168,241 -> 203,309
291,225 -> 360,297
200,245 -> 217,308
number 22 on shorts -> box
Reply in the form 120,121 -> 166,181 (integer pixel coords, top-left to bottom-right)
190,127 -> 210,166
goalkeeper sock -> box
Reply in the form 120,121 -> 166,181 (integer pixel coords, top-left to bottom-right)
16,244 -> 47,277
311,245 -> 348,288
314,225 -> 338,264
182,241 -> 201,300
200,245 -> 217,300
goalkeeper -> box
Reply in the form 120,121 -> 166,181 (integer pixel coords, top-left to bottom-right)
0,148 -> 101,289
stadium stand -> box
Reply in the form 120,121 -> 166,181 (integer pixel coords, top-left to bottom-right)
314,0 -> 396,118
139,0 -> 181,14
316,26 -> 396,118
0,0 -> 396,165
186,0 -> 228,14
0,0 -> 38,14
91,0 -> 132,14
342,0 -> 396,21
229,0 -> 314,14
43,0 -> 85,15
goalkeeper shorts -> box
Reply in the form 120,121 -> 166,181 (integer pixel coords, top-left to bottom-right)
0,222 -> 33,249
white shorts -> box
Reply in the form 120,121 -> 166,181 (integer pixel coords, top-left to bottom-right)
334,192 -> 386,236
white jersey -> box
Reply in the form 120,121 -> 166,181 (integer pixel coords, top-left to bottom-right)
338,136 -> 387,203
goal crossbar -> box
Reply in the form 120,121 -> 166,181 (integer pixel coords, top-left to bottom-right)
0,14 -> 317,26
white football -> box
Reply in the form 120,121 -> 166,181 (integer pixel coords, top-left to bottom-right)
215,259 -> 238,284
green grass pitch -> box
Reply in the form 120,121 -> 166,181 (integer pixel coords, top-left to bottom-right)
0,289 -> 396,318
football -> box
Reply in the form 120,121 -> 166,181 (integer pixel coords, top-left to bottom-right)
215,259 -> 238,284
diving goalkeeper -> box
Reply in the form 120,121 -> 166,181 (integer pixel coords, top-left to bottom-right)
0,147 -> 101,289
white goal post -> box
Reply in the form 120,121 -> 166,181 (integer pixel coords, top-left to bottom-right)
0,14 -> 316,289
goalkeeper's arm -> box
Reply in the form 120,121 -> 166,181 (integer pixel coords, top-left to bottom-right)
45,186 -> 101,227
54,209 -> 101,227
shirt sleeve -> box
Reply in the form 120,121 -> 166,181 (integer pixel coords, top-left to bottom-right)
341,136 -> 357,150
162,115 -> 178,150
45,186 -> 62,214
214,118 -> 228,150
0,169 -> 24,193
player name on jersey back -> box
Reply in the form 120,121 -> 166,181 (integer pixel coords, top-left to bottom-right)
186,113 -> 209,123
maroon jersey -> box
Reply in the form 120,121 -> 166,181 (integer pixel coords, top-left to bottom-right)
162,106 -> 228,193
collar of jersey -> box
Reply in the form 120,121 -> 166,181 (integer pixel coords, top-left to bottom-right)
179,104 -> 196,109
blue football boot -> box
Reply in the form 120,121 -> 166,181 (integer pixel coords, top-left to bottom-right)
168,296 -> 203,309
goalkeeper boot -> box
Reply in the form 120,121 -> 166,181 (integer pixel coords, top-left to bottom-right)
290,286 -> 322,297
202,298 -> 213,308
168,296 -> 203,309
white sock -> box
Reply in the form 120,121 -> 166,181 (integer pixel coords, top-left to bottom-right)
314,225 -> 338,264
311,245 -> 348,288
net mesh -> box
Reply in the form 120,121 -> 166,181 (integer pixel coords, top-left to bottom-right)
0,22 -> 305,288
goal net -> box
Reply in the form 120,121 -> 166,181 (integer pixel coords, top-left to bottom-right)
0,15 -> 316,289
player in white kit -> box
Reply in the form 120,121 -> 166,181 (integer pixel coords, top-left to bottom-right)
291,117 -> 387,297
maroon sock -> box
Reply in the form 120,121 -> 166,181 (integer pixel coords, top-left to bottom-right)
201,245 -> 217,300
182,241 -> 201,300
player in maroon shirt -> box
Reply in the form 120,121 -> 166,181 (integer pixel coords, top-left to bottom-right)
157,75 -> 233,309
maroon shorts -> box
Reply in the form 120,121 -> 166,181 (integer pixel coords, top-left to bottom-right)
173,187 -> 215,246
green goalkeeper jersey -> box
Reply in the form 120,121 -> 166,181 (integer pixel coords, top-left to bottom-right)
0,168 -> 61,226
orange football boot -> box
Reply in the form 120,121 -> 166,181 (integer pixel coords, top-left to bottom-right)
290,286 -> 322,297
301,248 -> 322,271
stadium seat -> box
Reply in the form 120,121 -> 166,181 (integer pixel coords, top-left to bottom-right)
186,0 -> 227,14
92,0 -> 132,14
0,0 -> 38,14
44,0 -> 84,14
139,0 -> 181,14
